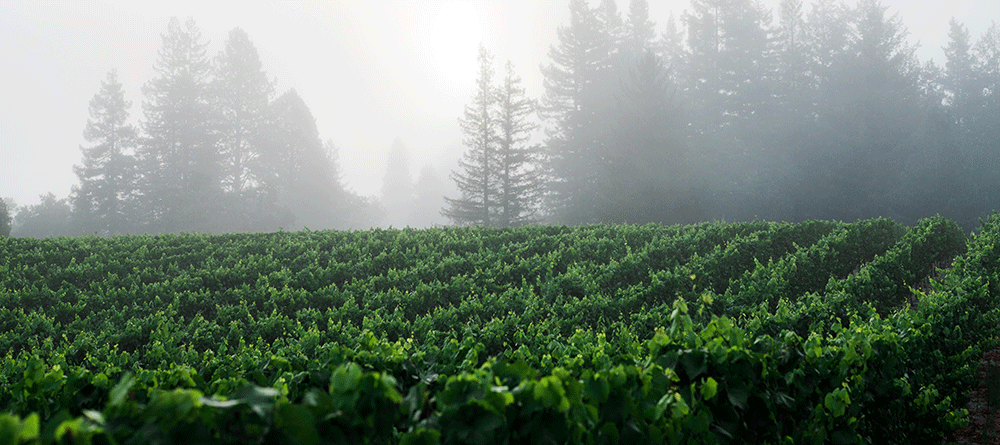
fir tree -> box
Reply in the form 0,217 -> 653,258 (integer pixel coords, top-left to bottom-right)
213,27 -> 274,195
444,46 -> 498,226
540,0 -> 611,224
495,61 -> 544,227
138,17 -> 220,233
71,69 -> 138,235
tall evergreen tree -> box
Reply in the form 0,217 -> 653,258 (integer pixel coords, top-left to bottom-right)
259,89 -> 347,230
540,0 -> 610,224
625,0 -> 656,58
659,12 -> 686,76
794,0 -> 923,221
71,70 -> 138,236
444,46 -> 498,227
212,27 -> 279,231
213,27 -> 274,195
943,19 -> 977,115
445,49 -> 542,227
964,22 -> 1000,217
598,50 -> 696,224
495,61 -> 544,227
775,0 -> 810,103
138,17 -> 220,233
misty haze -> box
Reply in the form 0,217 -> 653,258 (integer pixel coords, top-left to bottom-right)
2,0 -> 999,235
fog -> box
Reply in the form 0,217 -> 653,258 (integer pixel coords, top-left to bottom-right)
1,0 -> 999,236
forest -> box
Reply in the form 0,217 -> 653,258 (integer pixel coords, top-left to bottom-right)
2,0 -> 999,237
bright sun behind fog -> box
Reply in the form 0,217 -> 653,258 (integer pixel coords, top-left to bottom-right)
419,2 -> 486,91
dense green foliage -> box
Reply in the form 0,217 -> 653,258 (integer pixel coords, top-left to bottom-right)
1,215 -> 998,443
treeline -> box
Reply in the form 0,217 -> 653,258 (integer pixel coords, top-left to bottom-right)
8,18 -> 378,237
447,0 -> 1000,230
6,0 -> 1000,237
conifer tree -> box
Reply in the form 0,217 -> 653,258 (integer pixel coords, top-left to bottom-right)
495,61 -> 544,227
213,27 -> 274,195
445,48 -> 542,227
138,17 -> 220,233
444,46 -> 498,226
540,0 -> 610,224
599,50 -> 694,224
71,70 -> 138,235
625,0 -> 656,59
259,89 -> 347,230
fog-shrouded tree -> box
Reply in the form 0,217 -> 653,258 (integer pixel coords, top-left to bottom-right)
380,138 -> 415,227
408,165 -> 450,228
0,198 -> 11,237
659,12 -> 686,76
494,60 -> 544,227
138,17 -> 221,233
791,0 -> 925,222
952,21 -> 1000,223
445,47 -> 542,227
625,0 -> 656,62
12,193 -> 74,238
70,69 -> 138,236
680,0 -> 781,220
444,46 -> 498,226
213,27 -> 274,196
597,50 -> 698,224
775,0 -> 810,111
943,19 -> 978,117
540,0 -> 613,224
259,89 -> 353,230
212,27 -> 281,231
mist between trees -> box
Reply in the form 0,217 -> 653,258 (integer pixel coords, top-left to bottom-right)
4,0 -> 1000,237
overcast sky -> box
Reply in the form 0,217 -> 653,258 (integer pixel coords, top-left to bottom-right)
1,0 -> 997,209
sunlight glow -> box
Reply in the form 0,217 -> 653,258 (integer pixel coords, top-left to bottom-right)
420,2 -> 486,92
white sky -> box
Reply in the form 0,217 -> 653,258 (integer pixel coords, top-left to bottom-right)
1,0 -> 997,208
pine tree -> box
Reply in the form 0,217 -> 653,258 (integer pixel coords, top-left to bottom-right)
138,17 -> 220,233
794,0 -> 924,221
212,27 -> 279,231
540,0 -> 610,224
625,0 -> 656,59
213,27 -> 274,196
259,89 -> 347,230
943,19 -> 977,118
70,70 -> 138,236
775,0 -> 810,104
599,50 -> 695,224
495,61 -> 543,227
445,48 -> 542,228
444,46 -> 497,226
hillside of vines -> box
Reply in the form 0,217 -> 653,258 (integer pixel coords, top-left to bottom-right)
1,214 -> 998,444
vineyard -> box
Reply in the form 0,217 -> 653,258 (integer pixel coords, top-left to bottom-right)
1,214 -> 998,444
